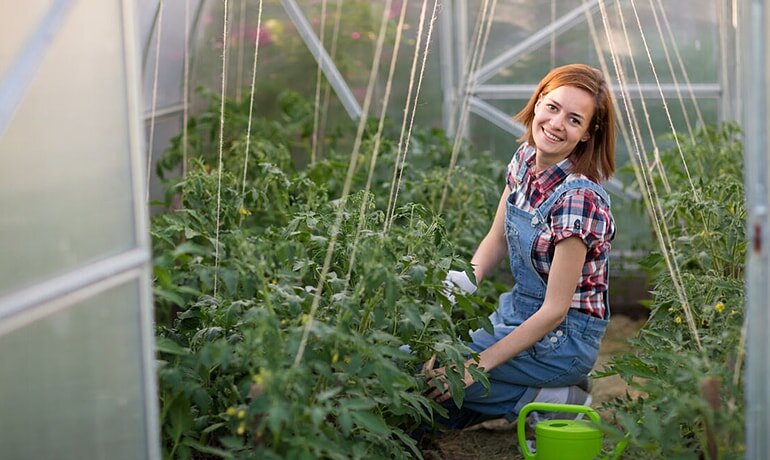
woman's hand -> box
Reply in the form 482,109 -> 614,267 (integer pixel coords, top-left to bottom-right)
422,354 -> 476,403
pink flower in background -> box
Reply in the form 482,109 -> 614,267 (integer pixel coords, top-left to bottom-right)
244,26 -> 272,47
389,0 -> 403,19
311,17 -> 320,25
352,86 -> 366,101
351,31 -> 361,40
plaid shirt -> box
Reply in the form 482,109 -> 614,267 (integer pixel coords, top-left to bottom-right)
505,143 -> 614,318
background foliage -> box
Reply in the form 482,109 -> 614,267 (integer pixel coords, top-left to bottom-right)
600,123 -> 746,459
152,90 -> 506,459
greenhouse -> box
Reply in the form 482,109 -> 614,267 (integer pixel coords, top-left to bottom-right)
1,0 -> 768,458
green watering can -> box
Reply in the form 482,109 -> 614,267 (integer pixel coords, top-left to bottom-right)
517,403 -> 628,460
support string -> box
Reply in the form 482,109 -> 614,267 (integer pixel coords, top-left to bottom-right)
439,0 -> 498,215
146,0 -> 164,201
599,0 -> 702,350
240,0 -> 265,201
295,0 -> 396,367
629,0 -> 700,200
213,0 -> 230,297
235,0 -> 247,102
182,0 -> 190,181
613,0 -> 671,194
583,0 -> 636,195
383,0 -> 433,230
310,0 -> 329,164
318,0 -> 345,155
386,0 -> 441,231
646,0 -> 694,143
345,0 -> 410,286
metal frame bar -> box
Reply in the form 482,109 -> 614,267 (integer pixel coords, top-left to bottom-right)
471,0 -> 602,85
741,0 -> 770,456
122,0 -> 161,456
0,0 -> 77,139
468,97 -> 525,136
0,248 -> 150,328
280,0 -> 361,120
473,83 -> 722,100
439,0 -> 457,136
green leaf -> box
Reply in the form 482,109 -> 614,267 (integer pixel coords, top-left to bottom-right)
156,336 -> 189,356
351,411 -> 390,435
181,439 -> 234,459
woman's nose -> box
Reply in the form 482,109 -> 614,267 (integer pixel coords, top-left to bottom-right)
549,115 -> 565,130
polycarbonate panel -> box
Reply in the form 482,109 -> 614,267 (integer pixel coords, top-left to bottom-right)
484,0 -> 719,85
0,280 -> 149,460
0,1 -> 51,75
142,0 -> 195,111
0,0 -> 137,296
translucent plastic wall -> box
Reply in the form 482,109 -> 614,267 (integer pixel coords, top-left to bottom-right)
0,1 -> 159,458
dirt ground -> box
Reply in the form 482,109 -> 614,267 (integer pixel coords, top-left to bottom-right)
424,314 -> 647,460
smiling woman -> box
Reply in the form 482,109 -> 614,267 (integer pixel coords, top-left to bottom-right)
423,64 -> 618,433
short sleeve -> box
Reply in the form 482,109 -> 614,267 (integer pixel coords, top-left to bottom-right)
549,188 -> 614,251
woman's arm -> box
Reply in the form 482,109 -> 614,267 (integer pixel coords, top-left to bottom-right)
471,187 -> 511,283
427,236 -> 588,402
474,236 -> 587,371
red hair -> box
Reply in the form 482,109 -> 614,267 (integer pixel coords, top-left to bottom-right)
513,64 -> 616,181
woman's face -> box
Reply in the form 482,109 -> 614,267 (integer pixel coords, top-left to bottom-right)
531,85 -> 595,168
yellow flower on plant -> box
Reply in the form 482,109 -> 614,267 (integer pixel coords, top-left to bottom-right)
674,315 -> 683,325
715,302 -> 725,313
239,207 -> 252,216
237,410 -> 246,419
332,352 -> 339,364
237,423 -> 245,435
226,407 -> 236,416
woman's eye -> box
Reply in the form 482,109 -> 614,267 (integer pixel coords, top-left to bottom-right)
546,104 -> 557,111
570,117 -> 582,125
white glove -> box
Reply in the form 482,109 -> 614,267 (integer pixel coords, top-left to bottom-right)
442,270 -> 477,304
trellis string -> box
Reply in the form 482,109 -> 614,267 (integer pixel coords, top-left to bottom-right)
384,0 -> 432,230
295,0 -> 397,367
385,0 -> 441,231
318,0 -> 345,152
182,0 -> 190,181
439,0 -> 498,215
612,0 -> 672,194
645,0 -> 695,142
235,0 -> 247,102
599,0 -> 702,350
213,0 -> 230,297
654,0 -> 709,132
240,0 -> 265,200
629,0 -> 700,201
310,0 -> 329,164
345,0 -> 411,286
583,0 -> 635,172
146,0 -> 164,201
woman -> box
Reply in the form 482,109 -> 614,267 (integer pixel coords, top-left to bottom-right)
426,63 -> 616,428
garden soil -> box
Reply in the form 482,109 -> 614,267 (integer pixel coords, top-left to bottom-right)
424,314 -> 647,460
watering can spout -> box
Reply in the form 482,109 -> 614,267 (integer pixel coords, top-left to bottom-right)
517,402 -> 627,460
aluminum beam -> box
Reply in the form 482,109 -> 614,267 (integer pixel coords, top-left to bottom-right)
468,96 -> 525,136
280,0 -> 362,120
439,0 -> 457,136
0,0 -> 77,139
473,83 -> 722,100
471,0 -> 601,85
741,0 -> 770,457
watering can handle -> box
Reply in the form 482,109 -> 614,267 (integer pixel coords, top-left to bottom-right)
517,402 -> 602,460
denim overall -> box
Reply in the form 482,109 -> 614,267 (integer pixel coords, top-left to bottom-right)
455,177 -> 611,422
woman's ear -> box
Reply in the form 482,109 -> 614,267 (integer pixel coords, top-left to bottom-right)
581,132 -> 591,142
